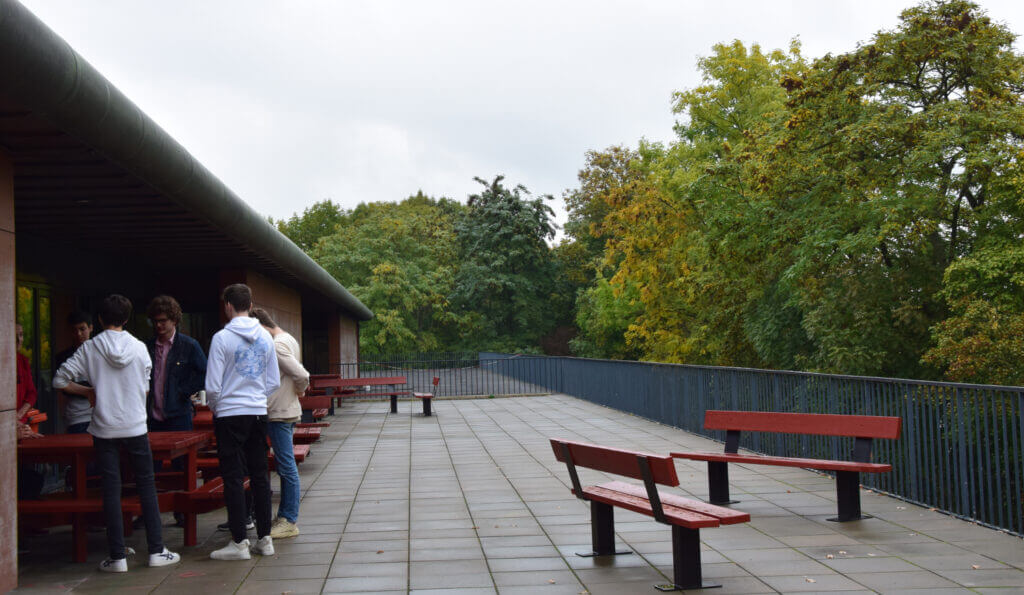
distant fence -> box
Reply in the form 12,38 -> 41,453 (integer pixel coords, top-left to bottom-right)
332,352 -> 557,397
480,353 -> 1024,537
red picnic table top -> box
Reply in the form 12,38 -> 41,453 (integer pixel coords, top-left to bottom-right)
17,430 -> 209,458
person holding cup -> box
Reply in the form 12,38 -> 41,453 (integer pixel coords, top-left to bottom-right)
144,295 -> 207,434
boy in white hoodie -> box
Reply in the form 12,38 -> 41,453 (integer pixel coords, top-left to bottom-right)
53,294 -> 180,573
207,284 -> 281,560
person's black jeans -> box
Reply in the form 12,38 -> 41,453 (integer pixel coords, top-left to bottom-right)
93,434 -> 165,558
214,414 -> 271,542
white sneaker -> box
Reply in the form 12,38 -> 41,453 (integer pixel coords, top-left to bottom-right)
270,518 -> 300,539
149,547 -> 181,567
252,535 -> 274,556
98,557 -> 127,573
210,539 -> 251,560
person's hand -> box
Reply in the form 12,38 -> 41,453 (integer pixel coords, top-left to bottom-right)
16,422 -> 42,440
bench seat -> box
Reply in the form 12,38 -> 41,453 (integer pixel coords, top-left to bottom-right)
583,481 -> 747,529
292,427 -> 321,444
18,491 -> 177,515
672,452 -> 892,473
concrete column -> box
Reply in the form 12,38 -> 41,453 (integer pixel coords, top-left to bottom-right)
0,149 -> 18,592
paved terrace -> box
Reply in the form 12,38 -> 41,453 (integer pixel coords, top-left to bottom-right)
15,395 -> 1024,594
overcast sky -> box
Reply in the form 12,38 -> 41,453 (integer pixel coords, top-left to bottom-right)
18,0 -> 1024,232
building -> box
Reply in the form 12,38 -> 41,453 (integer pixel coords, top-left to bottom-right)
0,0 -> 373,587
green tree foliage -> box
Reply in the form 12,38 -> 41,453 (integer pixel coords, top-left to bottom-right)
273,200 -> 345,252
754,0 -> 1024,377
566,0 -> 1024,384
450,176 -> 560,352
311,193 -> 470,356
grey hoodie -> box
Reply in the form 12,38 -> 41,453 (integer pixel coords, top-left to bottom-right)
206,316 -> 281,418
53,329 -> 152,439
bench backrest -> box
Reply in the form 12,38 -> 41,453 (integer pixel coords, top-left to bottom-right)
704,410 -> 902,440
550,439 -> 679,486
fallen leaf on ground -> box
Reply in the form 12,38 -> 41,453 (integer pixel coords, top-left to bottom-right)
805,578 -> 816,583
826,554 -> 834,559
971,565 -> 980,570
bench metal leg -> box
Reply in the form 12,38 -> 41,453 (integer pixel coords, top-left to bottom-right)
577,501 -> 631,557
829,470 -> 870,522
707,462 -> 738,505
423,397 -> 432,416
655,526 -> 720,591
390,395 -> 398,414
300,409 -> 313,423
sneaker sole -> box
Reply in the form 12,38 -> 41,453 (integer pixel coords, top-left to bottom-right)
270,529 -> 300,539
210,552 -> 251,561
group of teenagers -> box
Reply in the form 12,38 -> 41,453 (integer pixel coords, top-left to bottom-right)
28,283 -> 310,572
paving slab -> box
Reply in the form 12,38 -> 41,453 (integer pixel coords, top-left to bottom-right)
14,394 -> 1024,593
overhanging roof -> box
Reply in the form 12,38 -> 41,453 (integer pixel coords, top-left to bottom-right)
0,0 -> 372,321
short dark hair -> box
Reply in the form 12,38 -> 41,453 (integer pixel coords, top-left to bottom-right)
221,283 -> 253,312
147,295 -> 182,324
249,307 -> 278,329
97,294 -> 132,327
67,310 -> 93,327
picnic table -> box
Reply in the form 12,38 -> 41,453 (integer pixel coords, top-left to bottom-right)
309,375 -> 410,414
17,431 -> 210,562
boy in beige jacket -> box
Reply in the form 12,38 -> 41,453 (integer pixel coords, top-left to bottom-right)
250,308 -> 310,538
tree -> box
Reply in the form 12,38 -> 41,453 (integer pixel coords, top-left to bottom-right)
311,194 -> 472,356
450,176 -> 559,351
274,200 -> 345,252
752,0 -> 1024,376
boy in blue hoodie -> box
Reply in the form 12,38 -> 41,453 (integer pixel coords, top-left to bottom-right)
53,294 -> 181,572
207,284 -> 281,560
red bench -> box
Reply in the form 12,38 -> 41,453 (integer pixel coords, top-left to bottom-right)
412,376 -> 440,416
551,438 -> 749,591
310,375 -> 410,414
292,426 -> 321,444
671,411 -> 902,522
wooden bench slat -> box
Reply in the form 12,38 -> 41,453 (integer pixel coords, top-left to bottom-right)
582,485 -> 721,529
551,439 -> 679,486
671,451 -> 892,473
704,411 -> 902,439
598,481 -> 750,525
19,492 -> 177,514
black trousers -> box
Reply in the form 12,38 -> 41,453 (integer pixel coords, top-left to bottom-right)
214,414 -> 271,542
93,434 -> 165,558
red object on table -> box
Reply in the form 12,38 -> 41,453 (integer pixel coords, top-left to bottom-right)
17,430 -> 211,562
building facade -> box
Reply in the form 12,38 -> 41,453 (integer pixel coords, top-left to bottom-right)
0,1 -> 372,588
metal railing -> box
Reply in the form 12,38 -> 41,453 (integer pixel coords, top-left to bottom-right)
330,353 -> 558,397
481,353 -> 1024,537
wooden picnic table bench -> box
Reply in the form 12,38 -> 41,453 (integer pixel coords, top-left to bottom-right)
671,410 -> 902,522
551,438 -> 749,591
193,410 -> 321,443
17,431 -> 211,561
310,375 -> 410,414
